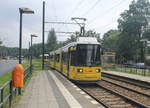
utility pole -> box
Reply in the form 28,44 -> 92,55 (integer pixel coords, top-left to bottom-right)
71,17 -> 86,37
42,1 -> 45,70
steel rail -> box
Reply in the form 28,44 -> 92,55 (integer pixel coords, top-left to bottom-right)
102,72 -> 150,89
78,84 -> 140,108
97,84 -> 150,108
77,84 -> 110,108
102,79 -> 150,98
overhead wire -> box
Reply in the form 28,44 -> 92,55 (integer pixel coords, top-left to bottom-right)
51,0 -> 57,21
69,0 -> 86,16
57,0 -> 86,34
81,0 -> 102,17
87,0 -> 127,25
91,19 -> 117,30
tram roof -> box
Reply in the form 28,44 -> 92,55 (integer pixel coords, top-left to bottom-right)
49,37 -> 100,54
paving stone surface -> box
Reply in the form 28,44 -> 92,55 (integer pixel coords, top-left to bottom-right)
14,71 -> 59,108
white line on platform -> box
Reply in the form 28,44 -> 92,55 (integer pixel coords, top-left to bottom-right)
85,95 -> 92,99
97,107 -> 105,108
73,85 -> 77,88
49,71 -> 82,108
91,100 -> 99,104
80,91 -> 85,94
70,83 -> 74,86
76,88 -> 81,91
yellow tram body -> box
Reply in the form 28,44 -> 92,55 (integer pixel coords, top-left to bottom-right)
49,37 -> 102,83
102,52 -> 116,68
43,54 -> 49,62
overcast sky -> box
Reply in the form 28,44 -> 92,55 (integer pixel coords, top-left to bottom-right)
0,0 -> 132,48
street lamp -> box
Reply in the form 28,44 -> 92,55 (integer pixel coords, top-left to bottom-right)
19,8 -> 34,64
30,34 -> 38,69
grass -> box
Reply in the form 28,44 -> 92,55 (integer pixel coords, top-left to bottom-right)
104,68 -> 150,76
0,72 -> 11,86
22,60 -> 30,69
32,59 -> 50,70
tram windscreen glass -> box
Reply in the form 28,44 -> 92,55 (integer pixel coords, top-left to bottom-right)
77,44 -> 101,66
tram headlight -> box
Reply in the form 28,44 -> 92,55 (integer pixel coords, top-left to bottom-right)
77,69 -> 83,73
96,69 -> 101,73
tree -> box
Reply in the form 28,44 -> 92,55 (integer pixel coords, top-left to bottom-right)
63,35 -> 77,45
0,39 -> 2,46
117,0 -> 150,61
143,27 -> 150,40
0,46 -> 28,58
32,43 -> 43,58
46,28 -> 57,52
102,29 -> 120,52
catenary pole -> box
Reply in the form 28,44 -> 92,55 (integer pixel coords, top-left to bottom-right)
42,1 -> 45,70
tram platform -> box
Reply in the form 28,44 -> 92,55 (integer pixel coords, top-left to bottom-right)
103,71 -> 150,83
14,70 -> 104,108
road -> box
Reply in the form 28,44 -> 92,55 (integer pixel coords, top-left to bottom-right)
0,60 -> 18,76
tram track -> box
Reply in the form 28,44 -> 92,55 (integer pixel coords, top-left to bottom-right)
102,77 -> 150,98
102,72 -> 150,98
98,81 -> 150,107
78,84 -> 149,108
76,73 -> 150,108
54,69 -> 150,107
97,73 -> 150,107
102,73 -> 150,89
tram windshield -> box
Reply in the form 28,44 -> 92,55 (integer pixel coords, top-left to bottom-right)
77,44 -> 101,66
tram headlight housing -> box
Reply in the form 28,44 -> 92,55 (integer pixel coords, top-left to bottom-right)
96,69 -> 101,73
77,69 -> 83,73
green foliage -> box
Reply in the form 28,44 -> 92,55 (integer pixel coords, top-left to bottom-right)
46,28 -> 57,52
63,35 -> 77,45
0,72 -> 11,85
117,0 -> 150,61
143,27 -> 150,40
0,46 -> 28,57
0,41 -> 2,46
30,28 -> 60,57
31,43 -> 43,58
102,29 -> 120,52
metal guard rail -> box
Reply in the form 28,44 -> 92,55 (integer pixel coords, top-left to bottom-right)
116,64 -> 150,76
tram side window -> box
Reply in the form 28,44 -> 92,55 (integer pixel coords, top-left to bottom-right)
62,52 -> 68,65
56,54 -> 60,62
70,51 -> 76,66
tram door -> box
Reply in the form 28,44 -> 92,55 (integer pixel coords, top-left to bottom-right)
60,52 -> 63,72
54,54 -> 56,68
67,48 -> 71,77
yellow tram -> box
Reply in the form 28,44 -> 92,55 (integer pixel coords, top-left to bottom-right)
49,37 -> 102,83
102,52 -> 116,68
44,54 -> 49,62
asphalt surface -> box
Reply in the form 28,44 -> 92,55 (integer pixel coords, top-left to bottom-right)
0,60 -> 18,76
